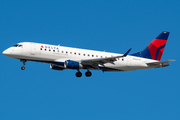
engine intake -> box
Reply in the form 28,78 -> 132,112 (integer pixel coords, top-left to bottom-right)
64,60 -> 80,69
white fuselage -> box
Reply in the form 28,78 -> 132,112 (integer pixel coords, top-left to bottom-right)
3,42 -> 159,71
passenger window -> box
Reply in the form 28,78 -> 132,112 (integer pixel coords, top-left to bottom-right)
96,55 -> 98,57
62,51 -> 63,53
66,51 -> 68,54
83,54 -> 85,56
45,49 -> 47,51
79,53 -> 80,55
70,52 -> 72,54
88,54 -> 90,56
49,49 -> 51,51
40,48 -> 42,50
92,55 -> 94,57
53,50 -> 55,52
74,52 -> 76,55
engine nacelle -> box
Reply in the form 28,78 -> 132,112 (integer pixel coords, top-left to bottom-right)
50,64 -> 64,70
64,60 -> 81,69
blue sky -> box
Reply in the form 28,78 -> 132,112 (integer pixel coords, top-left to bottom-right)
0,0 -> 179,120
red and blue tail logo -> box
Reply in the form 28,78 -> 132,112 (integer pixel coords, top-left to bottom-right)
132,32 -> 170,61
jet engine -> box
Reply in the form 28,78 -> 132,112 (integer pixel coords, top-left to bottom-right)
64,60 -> 82,69
50,64 -> 64,70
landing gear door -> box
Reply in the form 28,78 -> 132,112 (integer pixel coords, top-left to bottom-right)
30,43 -> 36,55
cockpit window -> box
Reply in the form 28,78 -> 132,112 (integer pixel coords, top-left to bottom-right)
12,44 -> 23,47
12,44 -> 19,47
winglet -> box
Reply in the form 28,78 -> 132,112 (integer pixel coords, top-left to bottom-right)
123,48 -> 132,57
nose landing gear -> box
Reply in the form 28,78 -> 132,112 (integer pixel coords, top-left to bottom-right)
21,66 -> 25,70
20,60 -> 26,70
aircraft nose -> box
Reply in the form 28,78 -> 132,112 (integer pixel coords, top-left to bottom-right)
2,49 -> 10,55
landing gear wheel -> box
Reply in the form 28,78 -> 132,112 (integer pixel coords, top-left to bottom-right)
21,66 -> 25,70
20,60 -> 26,70
76,72 -> 82,77
85,71 -> 92,77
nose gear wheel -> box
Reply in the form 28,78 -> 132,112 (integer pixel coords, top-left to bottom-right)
20,60 -> 26,70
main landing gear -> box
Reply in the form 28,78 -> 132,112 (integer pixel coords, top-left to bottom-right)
20,60 -> 26,70
85,70 -> 92,77
76,70 -> 82,77
75,70 -> 92,77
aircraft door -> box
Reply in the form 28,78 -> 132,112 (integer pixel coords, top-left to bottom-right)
30,43 -> 36,55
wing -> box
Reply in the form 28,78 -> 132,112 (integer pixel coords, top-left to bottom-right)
81,48 -> 131,68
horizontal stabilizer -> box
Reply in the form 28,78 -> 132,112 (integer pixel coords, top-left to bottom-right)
146,60 -> 175,67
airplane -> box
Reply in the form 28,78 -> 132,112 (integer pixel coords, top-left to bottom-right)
2,31 -> 174,77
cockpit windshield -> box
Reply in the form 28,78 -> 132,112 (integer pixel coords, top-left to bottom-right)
12,44 -> 18,47
12,44 -> 23,47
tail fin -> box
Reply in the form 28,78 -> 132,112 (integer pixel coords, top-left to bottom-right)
132,31 -> 170,61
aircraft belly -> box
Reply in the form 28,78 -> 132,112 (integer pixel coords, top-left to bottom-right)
124,60 -> 148,71
99,59 -> 148,71
98,62 -> 127,71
